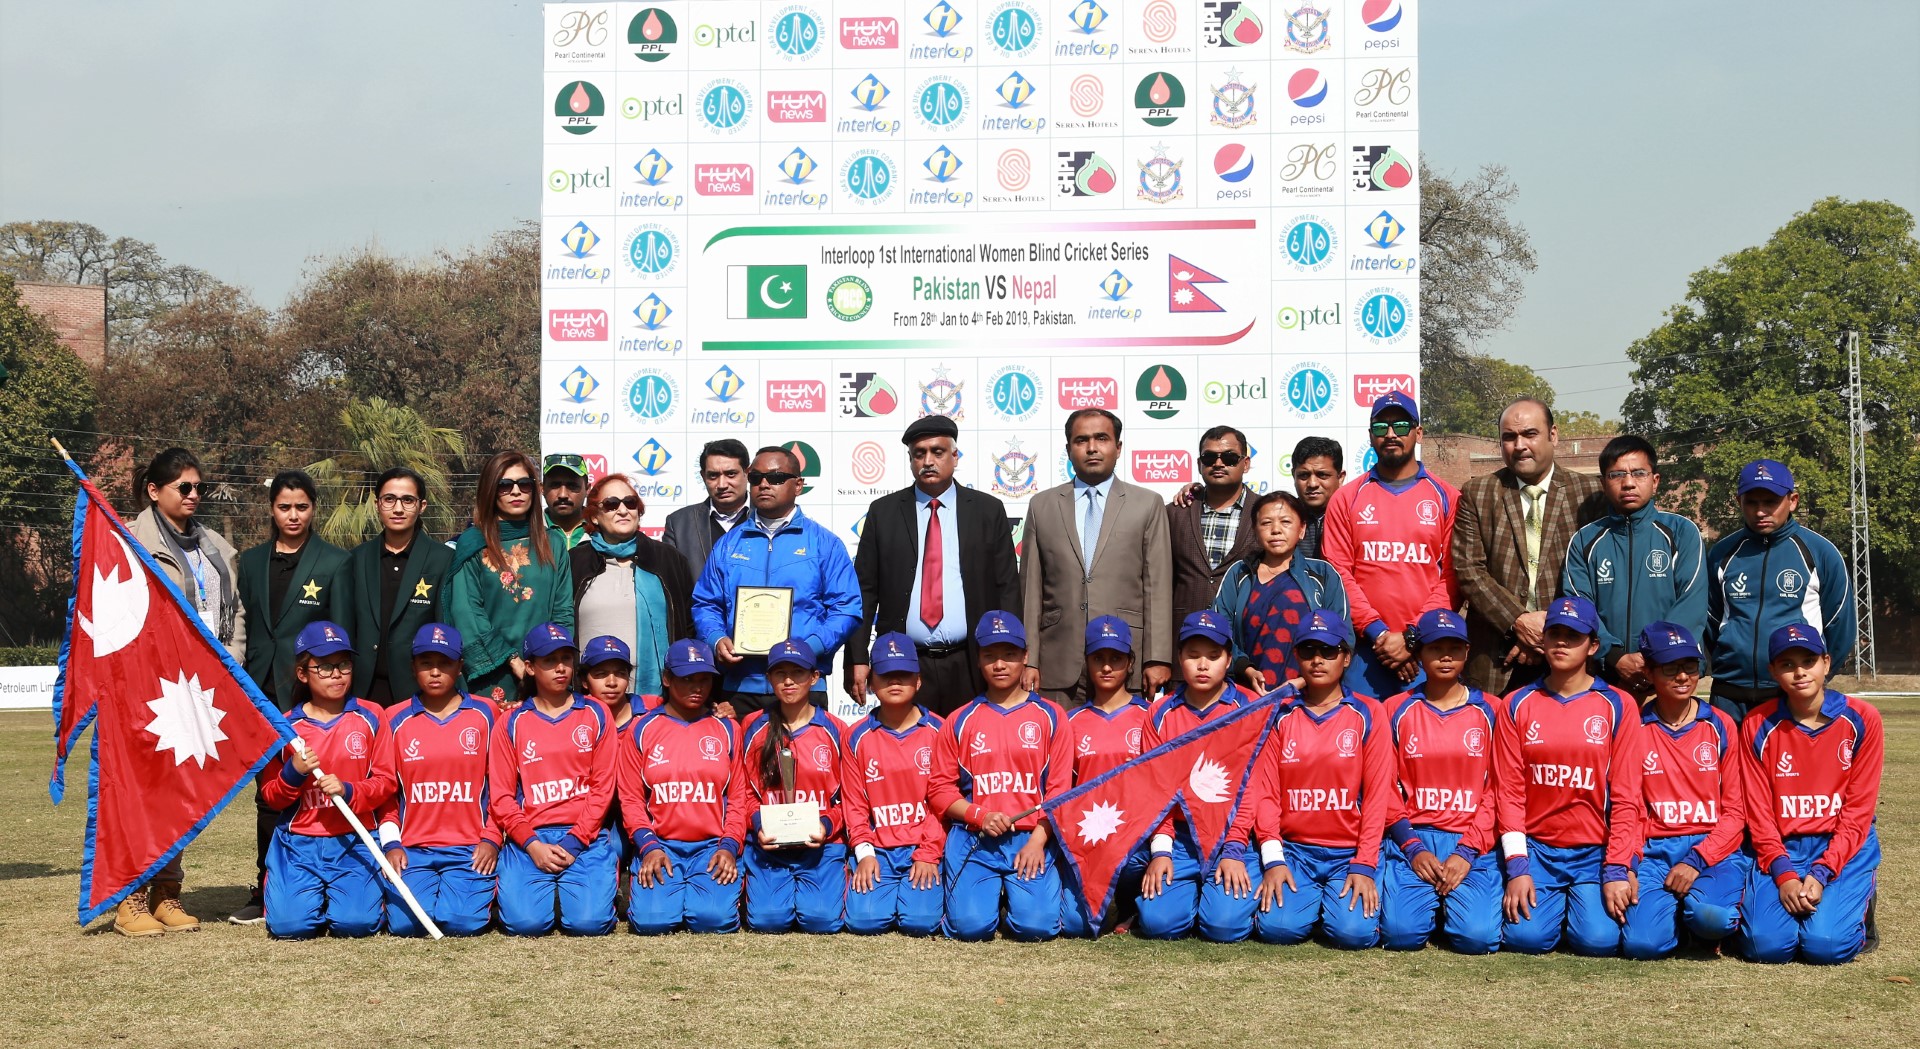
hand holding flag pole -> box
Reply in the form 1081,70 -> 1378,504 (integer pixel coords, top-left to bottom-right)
290,737 -> 443,940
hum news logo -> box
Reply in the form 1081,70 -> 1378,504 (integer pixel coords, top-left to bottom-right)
547,309 -> 609,342
1353,374 -> 1414,406
840,16 -> 898,49
1132,449 -> 1193,485
694,163 -> 754,196
766,90 -> 827,123
1057,377 -> 1119,410
766,379 -> 828,412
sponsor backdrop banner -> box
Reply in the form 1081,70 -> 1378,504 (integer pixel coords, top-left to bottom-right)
540,0 -> 1418,580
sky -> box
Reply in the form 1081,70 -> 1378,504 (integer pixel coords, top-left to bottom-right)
2,0 -> 1916,418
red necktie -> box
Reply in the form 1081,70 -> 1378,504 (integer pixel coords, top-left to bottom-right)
921,497 -> 944,630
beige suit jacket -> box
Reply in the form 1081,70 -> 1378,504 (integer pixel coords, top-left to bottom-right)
1019,477 -> 1172,691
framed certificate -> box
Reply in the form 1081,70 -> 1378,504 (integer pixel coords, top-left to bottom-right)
760,800 -> 821,847
732,586 -> 794,655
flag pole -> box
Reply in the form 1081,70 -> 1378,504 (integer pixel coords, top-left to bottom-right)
291,739 -> 444,940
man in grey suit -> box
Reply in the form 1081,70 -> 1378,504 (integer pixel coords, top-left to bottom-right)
1020,408 -> 1173,703
662,438 -> 750,577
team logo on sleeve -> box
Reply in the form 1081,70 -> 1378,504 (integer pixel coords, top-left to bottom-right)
1583,715 -> 1610,744
813,743 -> 833,769
1336,728 -> 1358,757
1694,739 -> 1719,771
699,735 -> 723,761
460,727 -> 481,754
573,724 -> 597,752
1838,738 -> 1855,770
1462,726 -> 1485,756
342,731 -> 368,759
1126,728 -> 1143,755
1019,722 -> 1041,749
1416,499 -> 1439,526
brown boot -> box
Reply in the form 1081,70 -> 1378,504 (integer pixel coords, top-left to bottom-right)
148,881 -> 200,932
113,891 -> 165,937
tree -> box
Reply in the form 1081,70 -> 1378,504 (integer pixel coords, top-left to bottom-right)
1622,197 -> 1920,611
0,221 -> 224,350
1422,356 -> 1553,437
1556,410 -> 1620,439
306,397 -> 468,547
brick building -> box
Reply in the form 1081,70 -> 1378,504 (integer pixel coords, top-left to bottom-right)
1421,432 -> 1620,490
15,280 -> 107,365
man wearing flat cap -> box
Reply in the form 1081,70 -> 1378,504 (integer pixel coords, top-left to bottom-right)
847,415 -> 1020,715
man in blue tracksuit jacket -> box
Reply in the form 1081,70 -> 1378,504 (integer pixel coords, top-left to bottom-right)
1560,436 -> 1707,698
1705,458 -> 1856,716
692,446 -> 861,719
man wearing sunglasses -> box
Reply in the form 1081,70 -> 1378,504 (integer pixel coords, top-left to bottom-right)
691,446 -> 861,718
542,453 -> 591,551
1167,426 -> 1260,628
1320,392 -> 1461,699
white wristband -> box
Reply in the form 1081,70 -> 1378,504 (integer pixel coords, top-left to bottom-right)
853,842 -> 876,863
1260,840 -> 1287,869
1150,833 -> 1174,857
378,821 -> 402,848
1501,831 -> 1528,859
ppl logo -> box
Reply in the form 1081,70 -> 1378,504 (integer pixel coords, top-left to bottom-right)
1287,67 -> 1327,108
694,163 -> 754,196
1132,449 -> 1193,485
766,379 -> 827,412
547,309 -> 609,341
1057,376 -> 1119,410
1352,373 -> 1414,406
840,16 -> 899,48
766,90 -> 827,123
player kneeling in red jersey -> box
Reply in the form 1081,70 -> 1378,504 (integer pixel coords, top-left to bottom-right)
490,623 -> 620,936
1738,624 -> 1883,964
580,635 -> 639,911
619,639 -> 745,934
376,624 -> 498,936
1621,621 -> 1748,959
1139,611 -> 1266,942
260,622 -> 397,939
1379,610 -> 1503,954
1497,596 -> 1644,956
930,612 -> 1071,941
843,632 -> 947,936
1060,616 -> 1153,938
1240,610 -> 1393,949
736,638 -> 851,933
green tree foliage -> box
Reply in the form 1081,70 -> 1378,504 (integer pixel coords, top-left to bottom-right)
0,221 -> 223,349
1623,197 -> 1920,609
306,398 -> 468,547
1422,356 -> 1553,437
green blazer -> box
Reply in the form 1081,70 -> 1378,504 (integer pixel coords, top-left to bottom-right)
336,533 -> 455,703
236,536 -> 349,707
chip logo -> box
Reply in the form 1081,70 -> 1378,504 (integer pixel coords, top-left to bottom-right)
548,309 -> 609,342
1352,373 -> 1414,406
766,90 -> 827,123
839,16 -> 899,49
1584,715 -> 1610,745
766,379 -> 828,412
694,163 -> 755,196
1057,377 -> 1119,410
1132,449 -> 1193,485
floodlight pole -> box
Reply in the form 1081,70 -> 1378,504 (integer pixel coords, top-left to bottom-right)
1846,331 -> 1877,679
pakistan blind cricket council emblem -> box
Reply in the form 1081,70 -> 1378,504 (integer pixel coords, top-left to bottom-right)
827,275 -> 872,321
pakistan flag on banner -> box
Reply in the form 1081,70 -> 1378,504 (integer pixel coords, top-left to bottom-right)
727,265 -> 809,319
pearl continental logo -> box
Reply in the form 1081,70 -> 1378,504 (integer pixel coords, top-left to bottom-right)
992,437 -> 1039,497
623,368 -> 680,423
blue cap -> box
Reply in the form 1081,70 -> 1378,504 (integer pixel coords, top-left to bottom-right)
522,622 -> 577,659
1413,609 -> 1469,646
974,610 -> 1027,649
1085,615 -> 1133,656
1370,390 -> 1419,424
1544,595 -> 1600,636
410,622 -> 463,659
1637,621 -> 1701,665
663,639 -> 717,677
1293,609 -> 1349,650
767,637 -> 818,672
1179,609 -> 1231,646
1769,622 -> 1826,662
296,621 -> 354,659
1738,458 -> 1794,497
870,631 -> 920,675
581,635 -> 633,668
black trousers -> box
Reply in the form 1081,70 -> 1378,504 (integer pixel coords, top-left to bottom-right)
913,644 -> 982,717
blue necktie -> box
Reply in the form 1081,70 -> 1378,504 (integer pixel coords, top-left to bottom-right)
1082,487 -> 1103,567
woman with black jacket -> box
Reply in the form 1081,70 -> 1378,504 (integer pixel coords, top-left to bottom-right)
571,473 -> 696,702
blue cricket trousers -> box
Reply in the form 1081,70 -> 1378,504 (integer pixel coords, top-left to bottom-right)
1621,833 -> 1747,959
1502,840 -> 1622,956
1134,830 -> 1263,942
498,826 -> 618,936
743,841 -> 847,933
628,838 -> 742,935
1379,826 -> 1502,954
942,826 -> 1061,941
385,843 -> 495,936
1253,840 -> 1381,949
264,828 -> 383,939
846,845 -> 944,936
1740,830 -> 1880,965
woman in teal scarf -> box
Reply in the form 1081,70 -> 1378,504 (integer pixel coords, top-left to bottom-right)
448,452 -> 575,701
569,473 -> 695,701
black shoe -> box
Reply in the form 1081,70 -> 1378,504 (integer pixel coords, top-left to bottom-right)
1861,892 -> 1880,955
228,888 -> 265,925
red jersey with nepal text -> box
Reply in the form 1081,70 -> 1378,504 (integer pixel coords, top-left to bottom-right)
617,708 -> 744,854
1069,697 -> 1152,783
732,708 -> 850,844
259,699 -> 398,837
1386,688 -> 1499,855
842,711 -> 947,862
1238,688 -> 1397,874
1639,702 -> 1745,868
929,694 -> 1072,833
1494,682 -> 1644,867
1319,466 -> 1460,635
1740,691 -> 1883,886
488,695 -> 617,851
376,694 -> 499,849
1147,685 -> 1262,839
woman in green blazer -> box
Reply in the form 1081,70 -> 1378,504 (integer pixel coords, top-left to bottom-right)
337,467 -> 456,705
448,452 -> 575,701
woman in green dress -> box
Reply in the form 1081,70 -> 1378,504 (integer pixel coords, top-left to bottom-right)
448,451 -> 575,701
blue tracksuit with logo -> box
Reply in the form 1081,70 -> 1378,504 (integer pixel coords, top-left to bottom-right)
1561,504 -> 1707,678
691,507 -> 861,694
1704,519 -> 1855,691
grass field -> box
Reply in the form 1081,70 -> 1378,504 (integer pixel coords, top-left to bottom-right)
1,694 -> 1913,1048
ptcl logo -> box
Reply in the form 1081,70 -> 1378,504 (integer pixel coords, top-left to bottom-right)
1352,373 -> 1413,406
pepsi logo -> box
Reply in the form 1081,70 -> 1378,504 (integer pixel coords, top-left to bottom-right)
1287,67 -> 1327,108
1213,143 -> 1253,183
1363,0 -> 1404,33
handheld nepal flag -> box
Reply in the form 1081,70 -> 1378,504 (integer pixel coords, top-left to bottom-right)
49,460 -> 293,924
1041,695 -> 1278,929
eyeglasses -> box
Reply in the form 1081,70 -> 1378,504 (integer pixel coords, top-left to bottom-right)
498,477 -> 537,493
377,494 -> 421,508
598,495 -> 640,512
307,661 -> 353,678
1294,641 -> 1346,660
172,481 -> 202,496
1654,659 -> 1702,678
748,470 -> 798,486
1369,420 -> 1415,438
1198,451 -> 1245,467
1604,468 -> 1653,482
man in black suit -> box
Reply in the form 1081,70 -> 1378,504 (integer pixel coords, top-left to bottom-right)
662,438 -> 751,577
847,416 -> 1019,714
